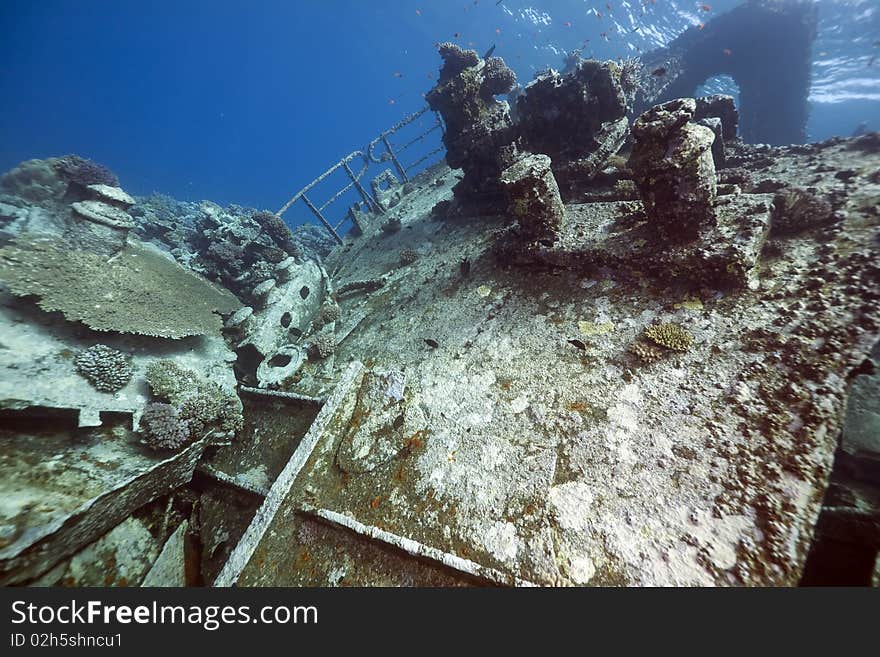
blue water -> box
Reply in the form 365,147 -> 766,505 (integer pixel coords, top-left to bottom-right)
1,0 -> 878,219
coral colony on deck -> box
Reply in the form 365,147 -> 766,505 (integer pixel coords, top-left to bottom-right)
1,0 -> 879,587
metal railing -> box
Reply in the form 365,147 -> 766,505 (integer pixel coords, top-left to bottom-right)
276,107 -> 446,244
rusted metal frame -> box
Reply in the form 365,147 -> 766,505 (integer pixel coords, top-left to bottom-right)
301,193 -> 343,245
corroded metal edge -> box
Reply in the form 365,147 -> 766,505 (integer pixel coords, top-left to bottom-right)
301,505 -> 538,587
214,361 -> 365,587
238,386 -> 327,405
0,436 -> 210,586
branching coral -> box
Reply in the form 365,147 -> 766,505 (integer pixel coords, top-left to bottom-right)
139,402 -> 192,451
309,333 -> 336,360
629,340 -> 666,365
644,322 -> 694,351
74,345 -> 133,393
482,57 -> 517,98
145,360 -> 202,402
253,210 -> 297,253
316,302 -> 341,326
54,155 -> 119,189
436,42 -> 480,82
145,360 -> 244,440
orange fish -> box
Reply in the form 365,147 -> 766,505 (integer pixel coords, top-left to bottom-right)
564,21 -> 572,27
700,3 -> 712,11
723,48 -> 732,56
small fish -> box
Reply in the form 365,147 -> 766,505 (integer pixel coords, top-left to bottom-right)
568,339 -> 587,351
596,11 -> 604,18
496,0 -> 503,5
389,98 -> 396,105
723,48 -> 732,56
651,66 -> 666,76
564,21 -> 572,27
698,22 -> 705,30
495,27 -> 501,34
484,44 -> 496,58
454,32 -> 461,38
415,9 -> 421,15
600,31 -> 608,39
393,71 -> 403,78
700,3 -> 712,11
606,3 -> 612,10
460,258 -> 471,277
424,338 -> 440,349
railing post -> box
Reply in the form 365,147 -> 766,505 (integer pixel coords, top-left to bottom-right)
343,160 -> 383,214
381,135 -> 409,183
301,193 -> 343,245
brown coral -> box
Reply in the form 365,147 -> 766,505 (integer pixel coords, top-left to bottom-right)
399,249 -> 419,266
629,340 -> 666,364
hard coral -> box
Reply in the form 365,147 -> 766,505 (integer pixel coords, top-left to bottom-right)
139,402 -> 192,451
54,155 -> 119,189
309,333 -> 336,360
399,249 -> 419,266
146,360 -> 244,440
0,158 -> 67,203
644,322 -> 694,352
145,360 -> 202,402
74,344 -> 133,393
317,302 -> 341,326
254,210 -> 297,253
0,238 -> 240,338
629,339 -> 666,364
437,42 -> 480,82
482,57 -> 517,98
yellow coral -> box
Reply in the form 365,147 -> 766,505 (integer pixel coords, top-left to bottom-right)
579,321 -> 615,336
644,322 -> 693,351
